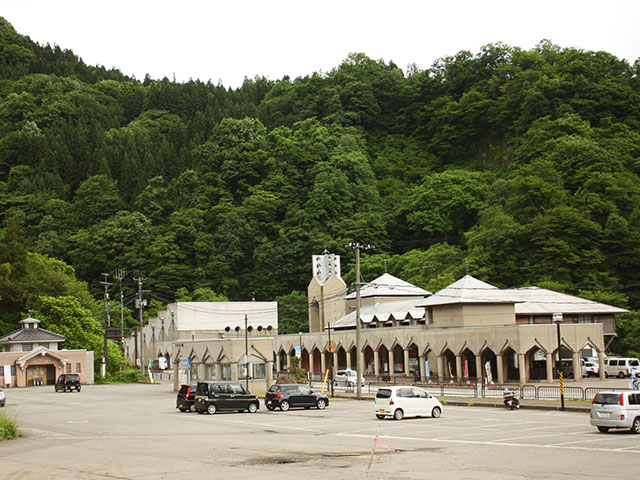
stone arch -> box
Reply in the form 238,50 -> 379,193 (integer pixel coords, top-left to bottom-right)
501,345 -> 518,382
377,343 -> 390,376
460,346 -> 476,380
301,347 -> 310,371
406,341 -> 420,378
480,346 -> 497,383
441,347 -> 456,379
363,344 -> 375,375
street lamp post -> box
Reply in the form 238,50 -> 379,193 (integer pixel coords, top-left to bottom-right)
553,313 -> 565,411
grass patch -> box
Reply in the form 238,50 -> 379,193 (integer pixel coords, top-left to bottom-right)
0,412 -> 17,440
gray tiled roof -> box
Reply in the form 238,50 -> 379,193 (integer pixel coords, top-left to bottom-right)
0,326 -> 65,344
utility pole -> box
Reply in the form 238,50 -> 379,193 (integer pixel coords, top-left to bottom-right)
115,268 -> 126,346
346,242 -> 374,399
134,277 -> 147,374
245,314 -> 249,391
100,273 -> 112,378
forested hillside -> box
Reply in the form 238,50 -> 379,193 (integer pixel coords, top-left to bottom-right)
1,17 -> 639,353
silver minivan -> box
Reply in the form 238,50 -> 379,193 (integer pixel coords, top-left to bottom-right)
590,391 -> 640,433
603,357 -> 640,378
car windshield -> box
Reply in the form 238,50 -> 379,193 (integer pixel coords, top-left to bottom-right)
376,389 -> 392,399
593,393 -> 621,405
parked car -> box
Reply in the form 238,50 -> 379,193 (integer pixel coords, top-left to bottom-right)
333,369 -> 365,387
54,374 -> 81,392
375,386 -> 443,420
590,390 -> 640,433
194,381 -> 259,415
603,357 -> 640,378
176,384 -> 196,412
559,358 -> 586,378
584,361 -> 599,377
265,383 -> 328,411
0,387 -> 5,407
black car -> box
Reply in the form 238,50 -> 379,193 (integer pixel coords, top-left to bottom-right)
176,384 -> 196,412
194,381 -> 259,415
265,383 -> 329,411
54,374 -> 81,392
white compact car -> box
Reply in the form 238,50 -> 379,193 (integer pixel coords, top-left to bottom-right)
375,386 -> 442,420
590,390 -> 640,433
333,369 -> 365,387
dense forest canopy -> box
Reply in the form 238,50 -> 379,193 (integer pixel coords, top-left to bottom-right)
1,17 -> 639,355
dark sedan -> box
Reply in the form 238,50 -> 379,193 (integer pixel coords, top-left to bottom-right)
265,383 -> 328,411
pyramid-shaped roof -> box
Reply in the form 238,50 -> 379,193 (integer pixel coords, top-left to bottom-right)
345,273 -> 431,299
507,287 -> 628,315
416,275 -> 517,307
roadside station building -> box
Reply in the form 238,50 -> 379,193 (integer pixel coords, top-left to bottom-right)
0,317 -> 94,387
137,252 -> 627,392
273,253 -> 626,385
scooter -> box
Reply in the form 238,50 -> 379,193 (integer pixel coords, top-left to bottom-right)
502,389 -> 520,410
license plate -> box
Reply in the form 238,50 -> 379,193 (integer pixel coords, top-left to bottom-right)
379,409 -> 386,414
598,412 -> 610,418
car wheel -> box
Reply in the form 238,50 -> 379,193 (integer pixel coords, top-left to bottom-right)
631,418 -> 640,434
179,408 -> 187,413
280,400 -> 290,411
376,414 -> 385,420
393,409 -> 404,420
77,387 -> 81,392
266,404 -> 275,411
619,371 -> 626,378
597,426 -> 610,433
190,405 -> 196,413
316,398 -> 327,410
248,403 -> 258,413
431,406 -> 442,418
197,410 -> 204,415
207,404 -> 217,415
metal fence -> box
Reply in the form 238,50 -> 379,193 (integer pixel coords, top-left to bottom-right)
304,372 -> 631,401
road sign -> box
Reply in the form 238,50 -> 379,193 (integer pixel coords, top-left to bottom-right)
295,346 -> 301,358
325,341 -> 337,353
552,312 -> 563,322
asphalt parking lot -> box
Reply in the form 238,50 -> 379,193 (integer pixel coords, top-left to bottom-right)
0,383 -> 637,479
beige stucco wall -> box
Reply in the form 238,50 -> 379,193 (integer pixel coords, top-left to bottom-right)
432,303 -> 516,328
273,322 -> 605,383
308,275 -> 347,333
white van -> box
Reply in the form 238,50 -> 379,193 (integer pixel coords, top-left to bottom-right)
603,357 -> 640,378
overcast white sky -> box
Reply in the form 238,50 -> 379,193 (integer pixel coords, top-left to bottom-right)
3,1 -> 640,88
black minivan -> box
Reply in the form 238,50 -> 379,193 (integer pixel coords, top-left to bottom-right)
176,384 -> 196,412
55,374 -> 81,392
194,381 -> 259,415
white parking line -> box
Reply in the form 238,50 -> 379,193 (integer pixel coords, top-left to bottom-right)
336,432 -> 640,454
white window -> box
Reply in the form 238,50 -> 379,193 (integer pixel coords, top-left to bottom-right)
252,363 -> 266,379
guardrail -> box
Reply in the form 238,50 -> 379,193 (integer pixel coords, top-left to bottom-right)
304,372 -> 631,401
